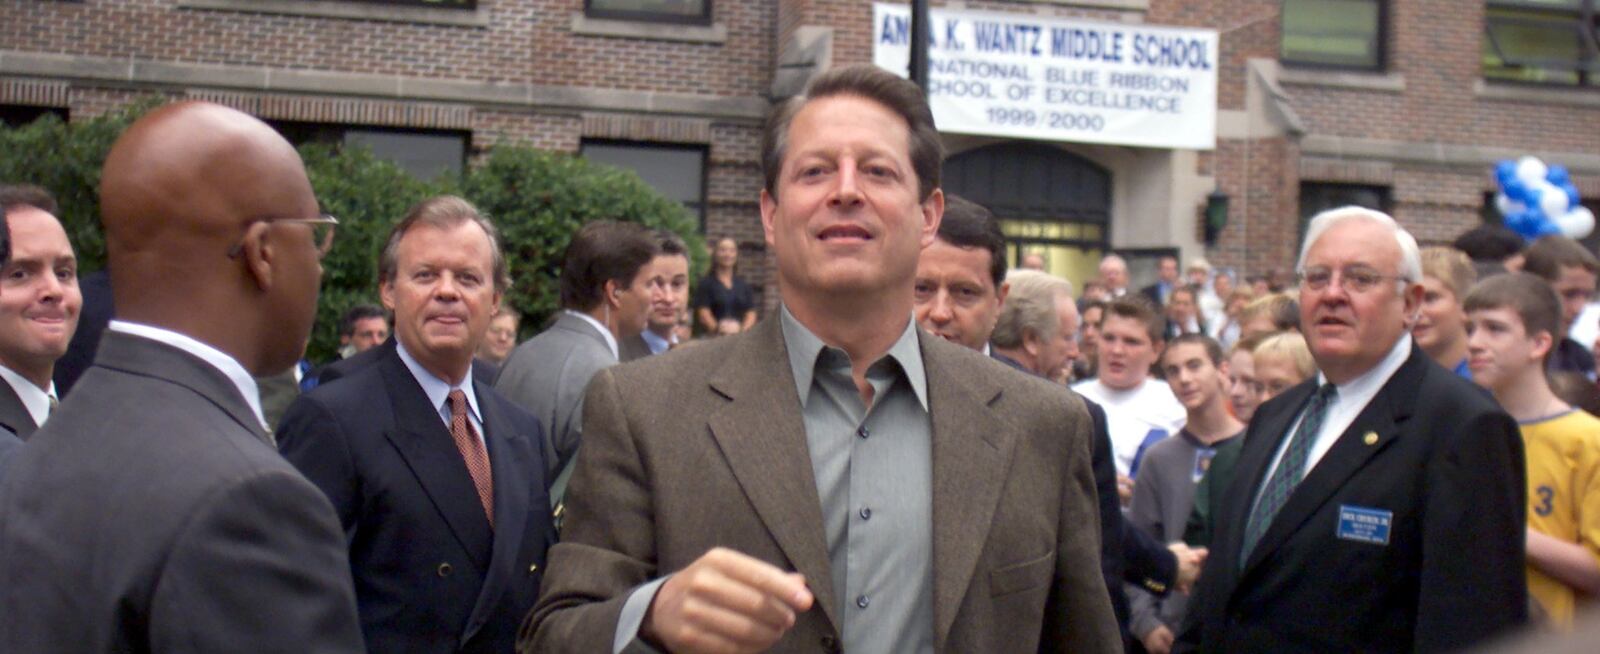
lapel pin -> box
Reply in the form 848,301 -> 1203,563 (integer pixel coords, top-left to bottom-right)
1363,431 -> 1379,445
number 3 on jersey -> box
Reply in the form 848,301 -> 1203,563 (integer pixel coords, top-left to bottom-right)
1534,485 -> 1555,517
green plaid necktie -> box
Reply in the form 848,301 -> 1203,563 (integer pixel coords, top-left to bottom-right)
1242,383 -> 1337,564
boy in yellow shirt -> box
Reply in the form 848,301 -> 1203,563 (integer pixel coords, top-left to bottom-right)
1466,273 -> 1600,627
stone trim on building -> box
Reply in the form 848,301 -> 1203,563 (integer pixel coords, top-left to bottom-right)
0,50 -> 768,123
175,0 -> 492,28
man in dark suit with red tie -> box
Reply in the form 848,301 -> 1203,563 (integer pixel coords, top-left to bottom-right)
1178,207 -> 1527,653
278,196 -> 554,653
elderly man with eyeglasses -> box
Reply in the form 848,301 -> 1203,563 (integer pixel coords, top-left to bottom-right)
1178,206 -> 1528,653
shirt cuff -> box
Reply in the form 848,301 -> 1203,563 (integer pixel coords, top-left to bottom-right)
614,576 -> 671,654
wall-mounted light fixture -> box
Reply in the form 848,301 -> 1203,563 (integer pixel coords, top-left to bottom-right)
1204,190 -> 1229,245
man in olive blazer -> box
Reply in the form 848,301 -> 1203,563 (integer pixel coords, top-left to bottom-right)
528,317 -> 1116,652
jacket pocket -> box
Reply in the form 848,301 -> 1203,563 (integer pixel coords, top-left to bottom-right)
989,548 -> 1056,597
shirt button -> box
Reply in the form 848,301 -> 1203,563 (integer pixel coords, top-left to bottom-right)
856,594 -> 870,609
859,506 -> 872,520
856,426 -> 869,439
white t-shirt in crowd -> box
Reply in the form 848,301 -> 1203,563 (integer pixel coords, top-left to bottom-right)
1071,377 -> 1187,477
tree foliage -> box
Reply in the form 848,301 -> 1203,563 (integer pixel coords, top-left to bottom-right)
1,103 -> 704,364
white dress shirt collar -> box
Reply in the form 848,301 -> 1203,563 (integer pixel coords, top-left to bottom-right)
640,328 -> 675,355
564,309 -> 619,360
107,320 -> 266,431
0,364 -> 55,428
395,339 -> 483,434
1264,332 -> 1415,483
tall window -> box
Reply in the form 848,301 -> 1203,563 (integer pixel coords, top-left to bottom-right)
271,122 -> 469,181
585,0 -> 710,25
580,141 -> 707,229
0,106 -> 67,128
1299,183 -> 1392,247
315,0 -> 476,7
1281,0 -> 1385,69
1484,0 -> 1600,88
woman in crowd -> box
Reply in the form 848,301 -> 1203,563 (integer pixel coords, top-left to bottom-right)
693,237 -> 757,334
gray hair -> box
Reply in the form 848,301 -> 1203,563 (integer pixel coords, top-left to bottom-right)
1296,206 -> 1422,284
991,269 -> 1075,349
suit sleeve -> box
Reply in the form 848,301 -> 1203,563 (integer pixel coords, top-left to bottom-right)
522,367 -> 660,653
1123,520 -> 1176,595
1040,394 -> 1124,653
148,469 -> 364,653
551,353 -> 614,476
1414,409 -> 1528,651
1084,400 -> 1129,635
277,395 -> 361,531
1125,449 -> 1169,640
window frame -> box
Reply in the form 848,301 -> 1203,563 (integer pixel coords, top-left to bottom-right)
268,121 -> 471,181
583,0 -> 712,26
579,139 -> 709,231
1483,0 -> 1600,88
313,0 -> 477,8
1279,0 -> 1389,72
1297,182 -> 1394,249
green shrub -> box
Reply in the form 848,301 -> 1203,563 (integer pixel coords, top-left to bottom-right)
2,103 -> 705,364
464,146 -> 705,335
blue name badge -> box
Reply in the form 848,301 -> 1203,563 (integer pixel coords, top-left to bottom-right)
1336,505 -> 1393,545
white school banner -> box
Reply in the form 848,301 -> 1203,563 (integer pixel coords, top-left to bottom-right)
872,3 -> 1218,150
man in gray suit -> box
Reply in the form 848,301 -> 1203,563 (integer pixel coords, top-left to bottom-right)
0,184 -> 79,440
494,220 -> 656,488
0,101 -> 363,652
527,64 -> 1117,653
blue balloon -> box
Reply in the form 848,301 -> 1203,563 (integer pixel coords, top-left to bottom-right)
1504,178 -> 1531,204
1495,160 -> 1518,188
1563,182 -> 1581,207
1548,165 -> 1572,187
1506,206 -> 1559,241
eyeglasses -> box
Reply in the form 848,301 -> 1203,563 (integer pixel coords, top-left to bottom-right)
227,214 -> 339,260
1296,266 -> 1407,294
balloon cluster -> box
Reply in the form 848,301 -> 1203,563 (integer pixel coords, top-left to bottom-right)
1495,156 -> 1594,241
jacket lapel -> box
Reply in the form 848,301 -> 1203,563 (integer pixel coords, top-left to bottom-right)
924,335 -> 1014,649
705,319 -> 839,633
459,388 -> 536,645
377,353 -> 494,572
0,379 -> 38,440
1239,349 -> 1423,576
92,331 -> 266,445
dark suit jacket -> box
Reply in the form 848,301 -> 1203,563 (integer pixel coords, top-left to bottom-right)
1178,346 -> 1527,653
315,338 -> 492,389
991,348 -> 1173,645
278,344 -> 555,654
0,377 -> 37,439
0,426 -> 20,482
617,332 -> 653,363
52,268 -> 112,397
1140,283 -> 1167,307
0,331 -> 363,652
528,318 -> 1119,652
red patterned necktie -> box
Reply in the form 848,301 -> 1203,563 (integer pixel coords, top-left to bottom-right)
447,390 -> 494,527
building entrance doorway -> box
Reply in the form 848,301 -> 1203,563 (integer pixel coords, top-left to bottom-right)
943,142 -> 1112,288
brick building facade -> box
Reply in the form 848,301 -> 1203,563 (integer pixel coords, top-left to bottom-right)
3,0 -> 1598,297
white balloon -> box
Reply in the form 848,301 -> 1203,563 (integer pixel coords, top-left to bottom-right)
1495,193 -> 1522,217
1538,180 -> 1571,218
1557,206 -> 1596,239
1517,156 -> 1549,185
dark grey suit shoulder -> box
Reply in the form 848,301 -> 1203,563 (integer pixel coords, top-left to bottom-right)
0,331 -> 363,653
